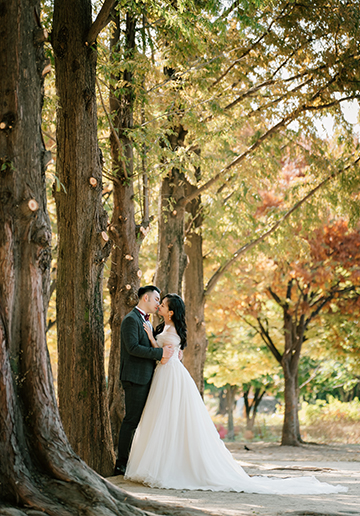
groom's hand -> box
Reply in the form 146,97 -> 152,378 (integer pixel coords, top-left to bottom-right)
161,345 -> 174,364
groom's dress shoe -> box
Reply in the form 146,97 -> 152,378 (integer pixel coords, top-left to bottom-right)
114,464 -> 126,476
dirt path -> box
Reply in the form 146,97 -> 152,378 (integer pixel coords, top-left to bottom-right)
109,442 -> 360,516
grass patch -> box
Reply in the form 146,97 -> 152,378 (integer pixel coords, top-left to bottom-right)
209,397 -> 360,444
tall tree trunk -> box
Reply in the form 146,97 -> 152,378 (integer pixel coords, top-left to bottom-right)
154,172 -> 188,295
183,190 -> 207,395
53,0 -> 114,475
154,123 -> 188,296
0,3 -> 56,504
281,314 -> 301,446
107,12 -> 146,450
244,390 -> 255,431
226,385 -> 237,441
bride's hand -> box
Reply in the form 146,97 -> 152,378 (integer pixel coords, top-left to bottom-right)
143,322 -> 158,348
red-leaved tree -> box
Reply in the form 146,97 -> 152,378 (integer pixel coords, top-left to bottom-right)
240,220 -> 360,445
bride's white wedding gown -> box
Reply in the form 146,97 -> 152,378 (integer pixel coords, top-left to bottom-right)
125,329 -> 347,494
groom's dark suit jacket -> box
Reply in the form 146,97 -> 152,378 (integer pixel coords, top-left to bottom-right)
120,308 -> 163,385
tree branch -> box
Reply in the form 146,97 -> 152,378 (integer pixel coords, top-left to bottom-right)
204,154 -> 360,297
180,92 -> 354,209
268,287 -> 285,307
304,285 -> 359,330
286,279 -> 294,301
299,364 -> 321,390
256,317 -> 283,364
95,77 -> 128,180
211,2 -> 292,89
86,0 -> 116,47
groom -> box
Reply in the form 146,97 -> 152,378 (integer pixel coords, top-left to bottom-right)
114,285 -> 173,476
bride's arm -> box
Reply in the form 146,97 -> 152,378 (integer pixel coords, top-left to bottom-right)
143,323 -> 159,348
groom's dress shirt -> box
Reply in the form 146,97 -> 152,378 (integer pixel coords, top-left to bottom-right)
136,306 -> 152,330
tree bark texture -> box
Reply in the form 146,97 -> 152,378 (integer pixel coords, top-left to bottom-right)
52,0 -> 114,475
280,312 -> 303,446
0,3 -> 217,514
183,191 -> 207,395
0,2 -> 56,503
154,126 -> 188,297
107,13 -> 146,450
226,386 -> 237,440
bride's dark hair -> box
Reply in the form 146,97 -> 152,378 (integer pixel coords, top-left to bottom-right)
154,293 -> 187,350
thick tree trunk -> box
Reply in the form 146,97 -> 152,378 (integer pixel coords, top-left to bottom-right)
0,3 -> 218,514
52,0 -> 114,475
0,1 -> 56,502
154,172 -> 188,295
107,13 -> 145,450
183,192 -> 207,395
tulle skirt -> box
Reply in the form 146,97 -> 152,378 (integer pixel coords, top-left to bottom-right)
125,357 -> 347,494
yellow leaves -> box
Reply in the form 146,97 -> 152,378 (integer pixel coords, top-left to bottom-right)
255,190 -> 283,218
205,340 -> 278,389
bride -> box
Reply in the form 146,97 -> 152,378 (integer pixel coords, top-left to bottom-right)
124,294 -> 347,495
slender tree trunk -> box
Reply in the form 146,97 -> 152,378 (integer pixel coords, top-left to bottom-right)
183,190 -> 207,395
154,122 -> 188,296
154,172 -> 188,295
244,390 -> 255,431
53,0 -> 114,475
107,12 -> 146,450
217,389 -> 228,415
226,386 -> 237,440
281,363 -> 299,445
244,387 -> 267,431
281,315 -> 301,446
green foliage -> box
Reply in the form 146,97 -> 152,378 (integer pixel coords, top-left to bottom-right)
39,0 -> 360,410
299,396 -> 360,425
205,291 -> 282,390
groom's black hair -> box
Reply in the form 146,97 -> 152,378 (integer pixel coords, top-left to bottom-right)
138,285 -> 160,299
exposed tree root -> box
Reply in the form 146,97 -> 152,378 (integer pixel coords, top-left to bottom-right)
1,459 -> 216,516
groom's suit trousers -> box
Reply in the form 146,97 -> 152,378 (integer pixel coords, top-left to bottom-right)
117,379 -> 152,468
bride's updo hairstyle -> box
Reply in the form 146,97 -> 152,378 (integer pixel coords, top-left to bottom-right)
155,293 -> 187,350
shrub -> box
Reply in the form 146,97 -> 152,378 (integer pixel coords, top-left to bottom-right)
299,396 -> 360,425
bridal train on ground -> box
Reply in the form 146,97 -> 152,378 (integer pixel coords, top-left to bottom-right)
125,330 -> 347,495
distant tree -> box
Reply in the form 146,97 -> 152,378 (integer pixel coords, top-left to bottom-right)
238,220 -> 360,445
152,0 -> 360,394
242,378 -> 276,432
205,315 -> 281,437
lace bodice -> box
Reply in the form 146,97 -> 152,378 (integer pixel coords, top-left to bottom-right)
156,329 -> 181,361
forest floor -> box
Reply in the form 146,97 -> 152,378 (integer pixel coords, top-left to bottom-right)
109,441 -> 360,516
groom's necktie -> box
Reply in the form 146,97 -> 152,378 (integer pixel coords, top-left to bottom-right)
144,314 -> 150,321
